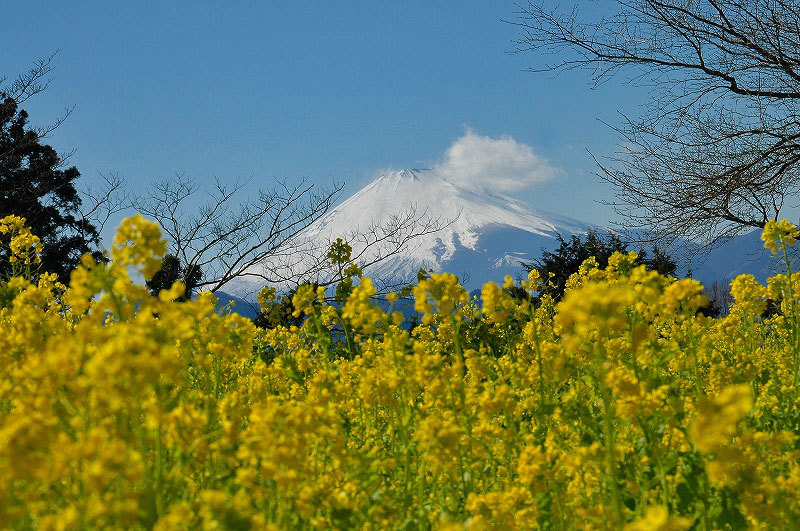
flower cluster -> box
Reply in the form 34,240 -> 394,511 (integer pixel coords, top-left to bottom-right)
2,217 -> 800,528
761,219 -> 799,254
0,215 -> 43,276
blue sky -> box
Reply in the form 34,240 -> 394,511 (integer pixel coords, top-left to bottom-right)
3,1 -> 644,241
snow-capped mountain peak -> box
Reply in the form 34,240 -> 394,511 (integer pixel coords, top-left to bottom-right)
310,168 -> 589,241
222,167 -> 778,302
226,168 -> 594,297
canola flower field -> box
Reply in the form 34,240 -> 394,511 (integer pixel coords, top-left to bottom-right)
2,214 -> 800,529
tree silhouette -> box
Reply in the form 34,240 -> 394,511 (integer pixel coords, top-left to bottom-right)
0,58 -> 103,283
516,1 -> 800,249
146,253 -> 202,301
526,230 -> 676,301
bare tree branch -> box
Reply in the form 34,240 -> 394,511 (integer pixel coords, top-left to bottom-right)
258,204 -> 454,292
133,174 -> 344,294
133,168 -> 454,301
77,171 -> 127,243
0,52 -> 73,145
514,1 -> 800,249
3,52 -> 58,104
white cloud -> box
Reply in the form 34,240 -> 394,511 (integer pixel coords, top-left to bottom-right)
433,129 -> 556,191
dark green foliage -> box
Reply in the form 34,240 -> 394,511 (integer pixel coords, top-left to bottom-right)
0,95 -> 102,283
526,231 -> 677,301
0,280 -> 23,309
146,254 -> 202,301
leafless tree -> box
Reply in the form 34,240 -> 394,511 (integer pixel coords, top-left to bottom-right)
7,55 -> 448,297
133,174 -> 449,297
77,172 -> 127,241
703,278 -> 734,316
514,1 -> 800,249
266,204 -> 452,294
2,54 -> 54,104
132,174 -> 340,294
1,52 -> 73,142
3,55 -> 128,251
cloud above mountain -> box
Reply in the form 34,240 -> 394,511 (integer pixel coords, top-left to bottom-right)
433,129 -> 557,192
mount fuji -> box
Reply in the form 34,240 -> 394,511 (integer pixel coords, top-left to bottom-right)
222,168 -> 781,303
224,168 -> 594,298
306,169 -> 598,286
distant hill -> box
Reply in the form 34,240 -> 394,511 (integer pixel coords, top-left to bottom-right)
219,168 -> 782,311
211,290 -> 259,319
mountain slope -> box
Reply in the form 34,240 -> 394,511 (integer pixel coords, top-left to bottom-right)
687,230 -> 780,285
308,169 -> 599,288
224,169 -> 596,297
222,168 -> 781,301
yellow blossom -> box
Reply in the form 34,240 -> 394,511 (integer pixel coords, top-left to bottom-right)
761,219 -> 799,254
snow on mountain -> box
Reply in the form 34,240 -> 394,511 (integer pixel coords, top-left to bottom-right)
222,167 -> 781,301
224,168 -> 594,298
686,230 -> 781,286
305,168 -> 595,287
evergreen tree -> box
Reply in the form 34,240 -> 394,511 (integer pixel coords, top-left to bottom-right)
526,231 -> 677,302
146,254 -> 202,301
0,93 -> 102,283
